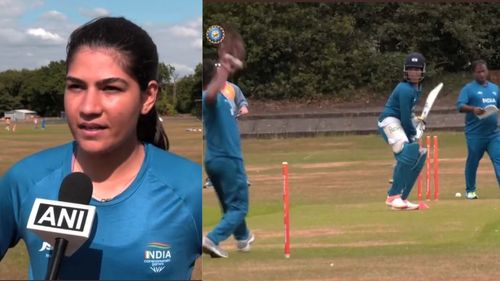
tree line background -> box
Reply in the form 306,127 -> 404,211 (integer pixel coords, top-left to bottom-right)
4,3 -> 500,117
0,60 -> 201,117
204,3 -> 500,102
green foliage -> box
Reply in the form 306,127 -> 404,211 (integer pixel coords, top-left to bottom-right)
24,61 -> 66,116
0,61 -> 65,116
157,62 -> 177,115
0,60 -> 201,117
0,70 -> 25,112
156,96 -> 177,116
204,3 -> 500,101
156,62 -> 201,115
175,63 -> 202,114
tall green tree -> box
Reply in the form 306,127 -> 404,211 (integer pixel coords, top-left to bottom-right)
22,60 -> 66,116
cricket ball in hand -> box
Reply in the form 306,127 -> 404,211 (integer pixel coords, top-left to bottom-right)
223,53 -> 243,68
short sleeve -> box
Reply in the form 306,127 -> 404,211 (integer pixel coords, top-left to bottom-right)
234,85 -> 248,109
496,85 -> 500,108
456,85 -> 470,111
0,168 -> 21,260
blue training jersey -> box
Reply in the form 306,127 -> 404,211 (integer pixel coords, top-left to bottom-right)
203,91 -> 243,162
378,81 -> 422,138
456,80 -> 500,137
221,82 -> 248,116
0,142 -> 201,280
232,82 -> 248,113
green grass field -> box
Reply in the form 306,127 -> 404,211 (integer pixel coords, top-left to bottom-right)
0,116 -> 202,280
203,132 -> 500,281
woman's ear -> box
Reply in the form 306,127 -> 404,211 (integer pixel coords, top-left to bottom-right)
141,81 -> 158,114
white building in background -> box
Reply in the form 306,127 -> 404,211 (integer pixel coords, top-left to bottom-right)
4,109 -> 37,120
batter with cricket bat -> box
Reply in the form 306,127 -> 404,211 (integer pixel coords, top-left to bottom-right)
378,52 -> 428,210
456,59 -> 500,199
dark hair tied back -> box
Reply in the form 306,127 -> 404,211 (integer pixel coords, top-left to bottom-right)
66,16 -> 168,150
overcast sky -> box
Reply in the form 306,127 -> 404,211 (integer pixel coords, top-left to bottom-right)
0,0 -> 201,77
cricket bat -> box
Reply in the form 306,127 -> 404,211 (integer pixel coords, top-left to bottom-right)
477,104 -> 499,120
415,82 -> 444,140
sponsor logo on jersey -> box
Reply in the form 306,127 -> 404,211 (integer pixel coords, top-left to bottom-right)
38,241 -> 52,258
144,242 -> 172,274
482,98 -> 496,104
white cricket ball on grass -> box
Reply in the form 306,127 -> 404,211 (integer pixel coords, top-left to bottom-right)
455,192 -> 462,198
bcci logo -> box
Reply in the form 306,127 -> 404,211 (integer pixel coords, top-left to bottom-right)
144,242 -> 172,274
206,25 -> 225,44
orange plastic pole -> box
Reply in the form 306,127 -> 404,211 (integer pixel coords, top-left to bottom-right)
417,139 -> 423,202
426,136 -> 431,201
434,136 -> 439,200
282,162 -> 290,258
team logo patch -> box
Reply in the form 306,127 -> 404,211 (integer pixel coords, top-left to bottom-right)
144,242 -> 172,274
493,91 -> 497,96
206,25 -> 225,44
478,91 -> 483,95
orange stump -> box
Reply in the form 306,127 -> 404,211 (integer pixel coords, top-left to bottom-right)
433,136 -> 439,200
426,136 -> 431,201
282,162 -> 290,258
417,139 -> 423,202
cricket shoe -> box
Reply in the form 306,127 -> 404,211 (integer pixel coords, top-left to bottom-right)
390,198 -> 408,210
465,191 -> 478,200
202,237 -> 228,258
236,232 -> 255,252
403,200 -> 419,210
385,195 -> 402,207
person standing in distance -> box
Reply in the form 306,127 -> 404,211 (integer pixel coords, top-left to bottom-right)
456,59 -> 500,199
377,52 -> 428,210
0,17 -> 201,280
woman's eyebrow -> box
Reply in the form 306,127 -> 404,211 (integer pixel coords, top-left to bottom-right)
96,77 -> 129,88
98,77 -> 128,84
65,76 -> 85,84
65,76 -> 129,86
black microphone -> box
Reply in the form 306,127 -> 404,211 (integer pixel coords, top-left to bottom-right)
27,172 -> 95,280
